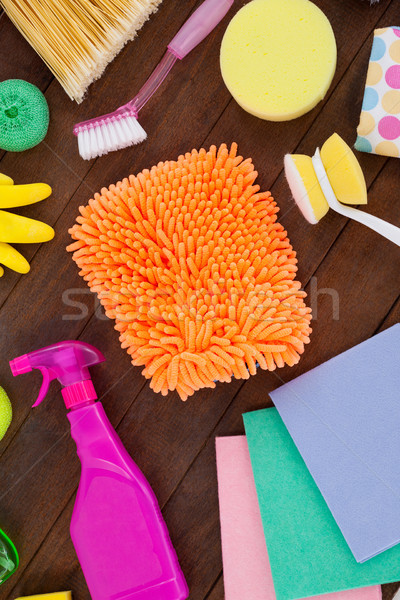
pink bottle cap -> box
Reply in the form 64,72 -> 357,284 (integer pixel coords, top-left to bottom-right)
62,380 -> 98,409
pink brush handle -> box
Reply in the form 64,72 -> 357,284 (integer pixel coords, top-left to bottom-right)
168,0 -> 234,59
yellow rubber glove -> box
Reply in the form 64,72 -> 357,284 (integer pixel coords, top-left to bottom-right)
0,174 -> 54,277
0,181 -> 51,208
0,174 -> 14,186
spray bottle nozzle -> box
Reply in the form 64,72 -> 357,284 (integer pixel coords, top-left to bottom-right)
10,355 -> 32,376
10,341 -> 105,410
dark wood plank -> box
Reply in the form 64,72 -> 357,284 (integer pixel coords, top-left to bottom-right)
1,1 -> 399,600
204,0 -> 396,282
382,295 -> 400,330
383,583 -> 400,600
0,13 -> 52,86
0,0 -> 227,439
0,0 -> 390,454
0,11 -> 56,206
0,1 -> 242,596
127,1 -> 400,590
204,576 -> 223,600
166,18 -> 400,588
0,0 -> 203,305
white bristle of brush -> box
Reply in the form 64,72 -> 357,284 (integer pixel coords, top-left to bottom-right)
77,116 -> 147,160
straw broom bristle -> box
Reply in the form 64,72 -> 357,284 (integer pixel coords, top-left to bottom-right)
68,143 -> 312,401
0,0 -> 163,103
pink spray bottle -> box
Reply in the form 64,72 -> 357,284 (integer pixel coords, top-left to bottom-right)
10,341 -> 189,600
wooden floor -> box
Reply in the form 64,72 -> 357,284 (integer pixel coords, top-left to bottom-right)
1,0 -> 399,599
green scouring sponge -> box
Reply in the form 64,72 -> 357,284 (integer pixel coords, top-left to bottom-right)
0,79 -> 49,152
0,387 -> 12,441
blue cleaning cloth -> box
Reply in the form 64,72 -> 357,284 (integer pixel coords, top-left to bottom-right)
271,324 -> 400,563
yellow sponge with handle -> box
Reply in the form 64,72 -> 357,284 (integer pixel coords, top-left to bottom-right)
220,0 -> 337,121
285,133 -> 400,246
284,133 -> 368,224
320,133 -> 367,206
15,593 -> 72,600
284,154 -> 328,224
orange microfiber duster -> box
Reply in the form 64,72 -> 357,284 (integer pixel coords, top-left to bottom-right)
68,144 -> 312,400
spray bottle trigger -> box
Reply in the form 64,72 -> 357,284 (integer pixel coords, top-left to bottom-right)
32,367 -> 55,407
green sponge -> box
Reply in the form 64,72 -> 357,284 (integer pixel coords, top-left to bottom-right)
0,79 -> 49,152
0,387 -> 12,441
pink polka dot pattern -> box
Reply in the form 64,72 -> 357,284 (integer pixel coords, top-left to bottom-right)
386,65 -> 400,89
356,27 -> 400,158
378,116 -> 400,140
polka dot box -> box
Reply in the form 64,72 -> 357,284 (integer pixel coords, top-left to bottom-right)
356,27 -> 400,158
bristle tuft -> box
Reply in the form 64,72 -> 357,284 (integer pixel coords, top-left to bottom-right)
0,0 -> 163,102
77,116 -> 147,160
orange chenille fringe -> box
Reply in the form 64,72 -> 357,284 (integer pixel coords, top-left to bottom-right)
68,143 -> 312,400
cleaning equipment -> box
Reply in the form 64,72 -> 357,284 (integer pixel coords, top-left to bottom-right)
15,593 -> 72,600
0,80 -> 49,152
243,408 -> 400,600
355,27 -> 400,158
0,529 -> 18,585
0,0 -> 164,103
0,387 -> 12,441
0,173 -> 54,275
216,435 -> 382,600
271,324 -> 400,563
284,133 -> 400,246
220,0 -> 337,121
10,341 -> 189,600
74,0 -> 234,160
67,143 -> 312,400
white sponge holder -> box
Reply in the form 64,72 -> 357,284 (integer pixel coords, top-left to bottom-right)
312,148 -> 400,247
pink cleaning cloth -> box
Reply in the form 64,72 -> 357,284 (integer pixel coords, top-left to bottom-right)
215,436 -> 382,600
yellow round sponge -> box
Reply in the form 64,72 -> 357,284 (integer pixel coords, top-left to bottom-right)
220,0 -> 337,121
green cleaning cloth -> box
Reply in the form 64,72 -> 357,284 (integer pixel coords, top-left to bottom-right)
0,387 -> 12,441
243,408 -> 400,600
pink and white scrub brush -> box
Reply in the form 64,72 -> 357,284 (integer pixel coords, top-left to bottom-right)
74,0 -> 234,160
